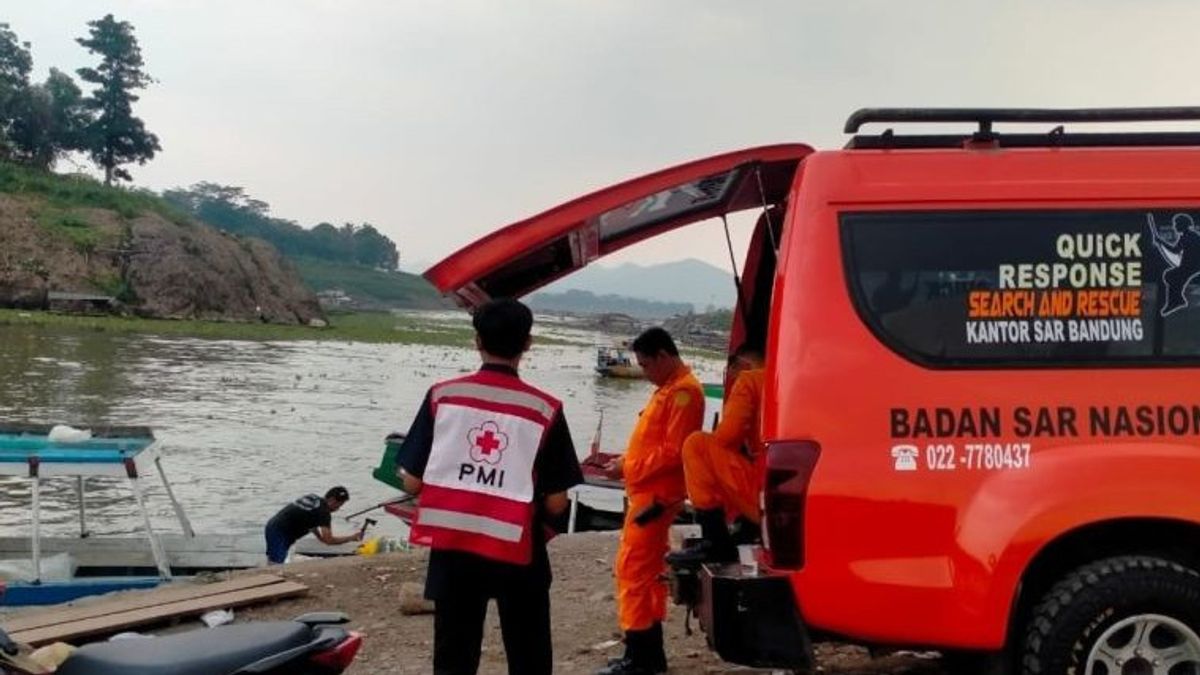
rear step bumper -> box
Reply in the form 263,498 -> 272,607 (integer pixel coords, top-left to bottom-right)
697,563 -> 814,669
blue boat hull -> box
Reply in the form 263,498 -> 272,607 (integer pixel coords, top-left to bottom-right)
2,577 -> 163,606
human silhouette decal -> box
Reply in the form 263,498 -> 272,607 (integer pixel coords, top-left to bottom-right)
1149,213 -> 1200,316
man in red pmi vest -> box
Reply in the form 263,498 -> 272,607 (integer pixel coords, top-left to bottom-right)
396,298 -> 583,675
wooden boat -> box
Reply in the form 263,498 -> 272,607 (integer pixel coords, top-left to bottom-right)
0,424 -> 182,604
595,344 -> 644,379
0,534 -> 354,578
0,423 -> 336,605
1,577 -> 164,606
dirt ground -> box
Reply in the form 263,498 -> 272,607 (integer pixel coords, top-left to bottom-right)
236,531 -> 949,675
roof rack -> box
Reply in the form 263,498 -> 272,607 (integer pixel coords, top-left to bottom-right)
843,107 -> 1200,149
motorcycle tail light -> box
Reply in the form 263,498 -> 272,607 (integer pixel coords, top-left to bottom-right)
309,632 -> 363,671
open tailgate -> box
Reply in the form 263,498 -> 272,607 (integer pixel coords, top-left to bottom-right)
423,144 -> 813,307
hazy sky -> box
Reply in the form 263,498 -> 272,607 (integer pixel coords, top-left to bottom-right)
8,1 -> 1200,273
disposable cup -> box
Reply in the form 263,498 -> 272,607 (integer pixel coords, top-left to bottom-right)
737,544 -> 758,575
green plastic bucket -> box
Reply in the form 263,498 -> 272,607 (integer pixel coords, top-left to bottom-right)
372,433 -> 406,490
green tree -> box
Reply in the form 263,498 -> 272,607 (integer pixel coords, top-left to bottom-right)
44,69 -> 90,151
164,183 -> 403,270
0,23 -> 33,159
9,69 -> 91,169
76,14 -> 160,184
353,224 -> 399,271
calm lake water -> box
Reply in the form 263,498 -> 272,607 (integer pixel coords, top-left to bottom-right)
0,312 -> 721,539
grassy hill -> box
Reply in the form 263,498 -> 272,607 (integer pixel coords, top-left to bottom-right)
0,162 -> 324,323
292,257 -> 447,309
0,162 -> 446,312
0,161 -> 186,225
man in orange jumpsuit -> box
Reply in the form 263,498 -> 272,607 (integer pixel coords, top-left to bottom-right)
668,346 -> 765,566
597,327 -> 704,675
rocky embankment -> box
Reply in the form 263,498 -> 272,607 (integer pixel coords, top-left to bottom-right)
0,194 -> 323,324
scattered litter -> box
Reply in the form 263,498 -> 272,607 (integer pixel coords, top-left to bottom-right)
109,632 -> 153,640
893,650 -> 941,660
0,553 -> 75,582
591,639 -> 621,651
356,536 -> 409,556
201,609 -> 235,627
47,425 -> 92,443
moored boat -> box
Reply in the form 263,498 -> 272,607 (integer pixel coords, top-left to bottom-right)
595,343 -> 644,379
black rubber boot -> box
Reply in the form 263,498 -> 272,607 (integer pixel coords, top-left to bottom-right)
595,626 -> 666,675
666,508 -> 737,566
596,630 -> 640,675
730,515 -> 761,545
643,622 -> 668,673
602,635 -> 633,669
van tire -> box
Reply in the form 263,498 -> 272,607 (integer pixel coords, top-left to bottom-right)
1022,556 -> 1200,675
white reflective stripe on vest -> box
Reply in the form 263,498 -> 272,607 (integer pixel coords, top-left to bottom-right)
423,402 -> 540,503
432,381 -> 556,421
417,507 -> 524,542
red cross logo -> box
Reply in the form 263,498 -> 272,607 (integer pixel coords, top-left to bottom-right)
467,421 -> 508,465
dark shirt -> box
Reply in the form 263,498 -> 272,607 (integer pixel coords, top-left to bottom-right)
397,363 -> 584,600
266,494 -> 332,546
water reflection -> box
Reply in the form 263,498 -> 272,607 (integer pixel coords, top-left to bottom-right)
0,317 -> 721,539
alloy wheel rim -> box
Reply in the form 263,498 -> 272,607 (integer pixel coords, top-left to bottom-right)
1087,613 -> 1200,675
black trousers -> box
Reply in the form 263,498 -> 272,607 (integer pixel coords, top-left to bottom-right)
432,579 -> 552,675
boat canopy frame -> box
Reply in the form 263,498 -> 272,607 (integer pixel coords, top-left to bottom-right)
0,424 -> 195,582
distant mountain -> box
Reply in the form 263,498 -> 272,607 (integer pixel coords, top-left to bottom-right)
528,289 -> 691,319
543,258 -> 735,310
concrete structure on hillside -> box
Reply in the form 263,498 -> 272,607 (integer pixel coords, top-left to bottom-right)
47,291 -> 116,315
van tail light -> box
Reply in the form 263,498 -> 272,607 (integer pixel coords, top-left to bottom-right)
762,440 -> 821,570
308,632 -> 363,672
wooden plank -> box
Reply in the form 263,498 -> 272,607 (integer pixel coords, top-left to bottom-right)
11,580 -> 308,646
3,574 -> 288,633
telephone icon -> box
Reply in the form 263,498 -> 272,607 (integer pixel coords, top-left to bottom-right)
891,444 -> 919,471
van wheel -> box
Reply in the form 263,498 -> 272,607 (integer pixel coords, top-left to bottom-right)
1022,556 -> 1200,675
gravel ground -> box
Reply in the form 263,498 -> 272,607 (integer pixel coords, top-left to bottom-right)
236,531 -> 950,674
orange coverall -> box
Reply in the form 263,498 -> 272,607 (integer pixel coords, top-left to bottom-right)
615,365 -> 704,631
681,368 -> 765,523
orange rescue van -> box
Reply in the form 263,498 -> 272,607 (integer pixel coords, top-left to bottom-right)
424,108 -> 1200,674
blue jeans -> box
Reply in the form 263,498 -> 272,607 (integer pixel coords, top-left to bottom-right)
265,525 -> 292,564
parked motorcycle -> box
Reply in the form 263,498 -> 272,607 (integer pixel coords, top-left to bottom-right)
0,612 -> 362,675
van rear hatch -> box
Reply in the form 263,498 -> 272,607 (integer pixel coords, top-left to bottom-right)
423,144 -> 812,307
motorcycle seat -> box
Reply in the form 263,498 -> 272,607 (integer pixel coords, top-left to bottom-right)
56,621 -> 314,675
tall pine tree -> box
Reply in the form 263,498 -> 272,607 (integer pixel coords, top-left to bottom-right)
76,14 -> 160,184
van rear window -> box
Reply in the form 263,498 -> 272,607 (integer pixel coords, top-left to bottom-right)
841,210 -> 1200,367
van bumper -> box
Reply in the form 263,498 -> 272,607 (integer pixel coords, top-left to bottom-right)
696,563 -> 814,669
